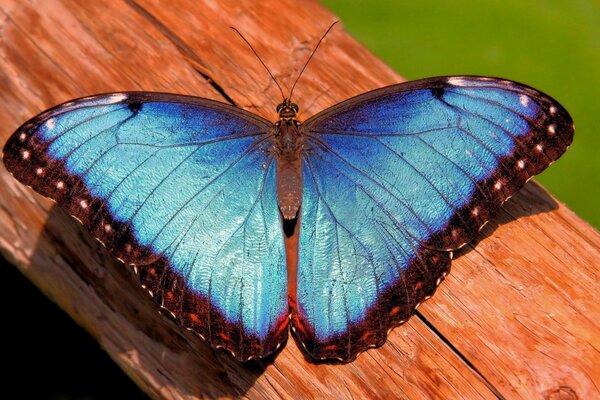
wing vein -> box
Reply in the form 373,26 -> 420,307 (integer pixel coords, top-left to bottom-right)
306,140 -> 432,242
308,151 -> 421,255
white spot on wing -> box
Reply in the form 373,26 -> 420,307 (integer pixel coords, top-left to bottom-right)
447,77 -> 468,86
106,93 -> 128,104
19,133 -> 26,142
548,124 -> 556,134
104,224 -> 112,233
56,181 -> 64,189
536,144 -> 544,152
46,118 -> 56,130
519,95 -> 530,107
36,167 -> 43,175
518,160 -> 525,169
494,180 -> 503,190
80,200 -> 88,209
550,106 -> 557,115
472,207 -> 479,216
22,150 -> 30,160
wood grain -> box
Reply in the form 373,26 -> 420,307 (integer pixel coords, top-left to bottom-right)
0,0 -> 598,398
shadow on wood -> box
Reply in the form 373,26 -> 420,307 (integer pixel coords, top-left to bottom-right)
0,255 -> 147,399
455,180 -> 559,260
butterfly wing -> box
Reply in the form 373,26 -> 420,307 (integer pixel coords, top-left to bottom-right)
3,93 -> 288,360
293,76 -> 574,361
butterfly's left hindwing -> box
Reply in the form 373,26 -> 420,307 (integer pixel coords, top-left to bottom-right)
3,93 -> 289,360
294,76 -> 573,361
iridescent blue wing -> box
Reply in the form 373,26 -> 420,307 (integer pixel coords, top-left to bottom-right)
293,76 -> 573,361
3,93 -> 288,360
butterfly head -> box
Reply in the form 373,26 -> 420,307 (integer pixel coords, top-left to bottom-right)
276,99 -> 299,120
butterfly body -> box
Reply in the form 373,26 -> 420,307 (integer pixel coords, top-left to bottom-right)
273,99 -> 304,220
3,76 -> 573,362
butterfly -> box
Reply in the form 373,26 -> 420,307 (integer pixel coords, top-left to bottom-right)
2,29 -> 573,362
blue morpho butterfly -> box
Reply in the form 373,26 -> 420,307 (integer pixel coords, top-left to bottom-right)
2,25 -> 573,362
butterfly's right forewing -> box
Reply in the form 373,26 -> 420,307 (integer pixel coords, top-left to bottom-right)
3,93 -> 289,360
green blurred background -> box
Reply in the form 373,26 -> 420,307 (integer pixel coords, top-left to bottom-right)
322,0 -> 600,229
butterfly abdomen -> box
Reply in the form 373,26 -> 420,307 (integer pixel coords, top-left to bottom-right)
276,155 -> 303,220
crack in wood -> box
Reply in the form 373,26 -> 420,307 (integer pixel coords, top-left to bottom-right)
124,0 -> 237,106
415,310 -> 506,400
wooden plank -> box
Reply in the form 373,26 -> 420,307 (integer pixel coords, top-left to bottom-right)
0,0 -> 597,398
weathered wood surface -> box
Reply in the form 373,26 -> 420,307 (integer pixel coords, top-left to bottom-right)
0,0 -> 598,398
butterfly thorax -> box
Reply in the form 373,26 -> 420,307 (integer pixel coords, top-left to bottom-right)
274,99 -> 303,221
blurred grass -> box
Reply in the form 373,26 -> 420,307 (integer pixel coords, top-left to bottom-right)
322,0 -> 600,229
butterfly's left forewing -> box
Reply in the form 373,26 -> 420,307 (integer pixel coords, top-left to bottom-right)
3,93 -> 289,360
294,76 -> 573,361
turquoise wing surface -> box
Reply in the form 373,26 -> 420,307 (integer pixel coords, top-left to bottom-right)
3,93 -> 288,360
293,76 -> 573,361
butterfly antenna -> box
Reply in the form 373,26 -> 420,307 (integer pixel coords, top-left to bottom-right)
231,27 -> 286,101
288,21 -> 339,101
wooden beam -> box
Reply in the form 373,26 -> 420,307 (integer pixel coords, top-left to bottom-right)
0,0 -> 598,398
